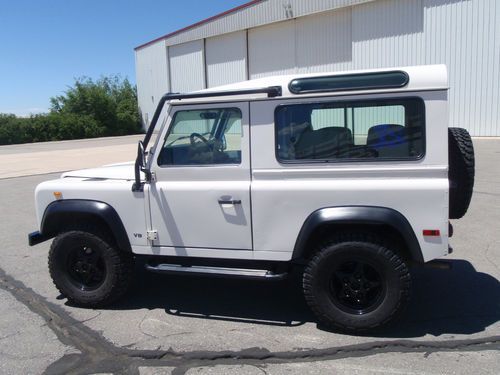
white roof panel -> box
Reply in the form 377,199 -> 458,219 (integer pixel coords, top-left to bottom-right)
170,64 -> 448,104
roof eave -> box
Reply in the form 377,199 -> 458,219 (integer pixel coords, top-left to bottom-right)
134,0 -> 264,51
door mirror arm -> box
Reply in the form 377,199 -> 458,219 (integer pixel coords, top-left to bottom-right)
132,141 -> 151,192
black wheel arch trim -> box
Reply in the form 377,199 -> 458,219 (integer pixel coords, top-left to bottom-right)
35,199 -> 132,252
292,206 -> 424,263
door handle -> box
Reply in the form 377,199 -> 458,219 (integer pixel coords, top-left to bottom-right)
218,199 -> 241,205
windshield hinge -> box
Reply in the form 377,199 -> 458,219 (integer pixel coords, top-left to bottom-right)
146,230 -> 158,241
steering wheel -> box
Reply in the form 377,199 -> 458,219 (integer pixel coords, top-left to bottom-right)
190,132 -> 210,147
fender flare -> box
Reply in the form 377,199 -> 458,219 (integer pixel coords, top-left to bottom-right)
39,199 -> 132,252
292,206 -> 423,263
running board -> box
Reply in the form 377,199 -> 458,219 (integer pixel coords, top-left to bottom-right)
145,263 -> 287,280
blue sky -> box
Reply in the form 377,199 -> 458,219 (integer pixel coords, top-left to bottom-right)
0,0 -> 249,116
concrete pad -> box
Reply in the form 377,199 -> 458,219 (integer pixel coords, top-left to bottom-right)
0,137 -> 498,374
0,288 -> 72,375
0,134 -> 142,179
182,350 -> 499,375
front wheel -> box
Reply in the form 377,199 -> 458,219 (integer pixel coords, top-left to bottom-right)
48,230 -> 133,307
303,238 -> 411,332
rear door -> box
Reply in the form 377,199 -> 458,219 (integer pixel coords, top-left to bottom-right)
149,102 -> 252,250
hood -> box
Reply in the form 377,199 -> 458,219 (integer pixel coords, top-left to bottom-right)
61,161 -> 137,180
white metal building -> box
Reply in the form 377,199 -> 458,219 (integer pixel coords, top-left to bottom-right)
135,0 -> 500,136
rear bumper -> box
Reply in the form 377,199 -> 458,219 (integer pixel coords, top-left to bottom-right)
28,231 -> 50,246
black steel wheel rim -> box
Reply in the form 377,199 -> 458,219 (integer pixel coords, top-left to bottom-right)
329,259 -> 385,315
66,245 -> 106,291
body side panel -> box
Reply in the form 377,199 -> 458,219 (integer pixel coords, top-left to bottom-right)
249,90 -> 449,263
35,178 -> 149,247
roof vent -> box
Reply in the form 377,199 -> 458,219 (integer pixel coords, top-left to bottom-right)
289,71 -> 409,94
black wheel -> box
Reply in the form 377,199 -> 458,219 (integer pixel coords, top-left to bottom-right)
303,236 -> 410,332
448,127 -> 475,219
48,230 -> 133,307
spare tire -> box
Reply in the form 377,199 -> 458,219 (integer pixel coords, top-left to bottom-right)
448,127 -> 475,219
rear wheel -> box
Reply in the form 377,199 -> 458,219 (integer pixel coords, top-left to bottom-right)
303,236 -> 410,332
48,230 -> 133,307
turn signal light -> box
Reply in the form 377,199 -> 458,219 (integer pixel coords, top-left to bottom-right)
53,191 -> 62,199
423,229 -> 440,237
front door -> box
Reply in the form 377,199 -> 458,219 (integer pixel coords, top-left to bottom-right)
149,102 -> 252,250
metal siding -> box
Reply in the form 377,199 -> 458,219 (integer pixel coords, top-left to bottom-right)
248,20 -> 296,78
136,0 -> 500,136
135,40 -> 169,128
158,0 -> 375,47
169,40 -> 205,92
422,0 -> 500,136
206,31 -> 247,87
352,0 -> 425,69
296,8 -> 353,73
351,0 -> 500,136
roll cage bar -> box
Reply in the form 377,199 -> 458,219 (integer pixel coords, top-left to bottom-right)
132,86 -> 282,192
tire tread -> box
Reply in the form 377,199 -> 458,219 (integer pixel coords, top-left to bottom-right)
48,228 -> 133,307
303,233 -> 410,333
448,127 -> 475,219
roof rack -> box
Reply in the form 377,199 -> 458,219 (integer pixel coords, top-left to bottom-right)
132,85 -> 282,192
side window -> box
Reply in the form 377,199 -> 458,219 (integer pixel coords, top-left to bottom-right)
275,98 -> 424,162
158,108 -> 242,166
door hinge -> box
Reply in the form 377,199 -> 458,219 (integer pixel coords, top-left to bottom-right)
146,230 -> 158,241
150,171 -> 156,182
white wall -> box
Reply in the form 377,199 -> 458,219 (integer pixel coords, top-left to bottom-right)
296,8 -> 352,73
206,31 -> 247,87
247,8 -> 353,78
351,0 -> 500,136
248,20 -> 296,78
136,0 -> 500,135
135,40 -> 169,126
169,40 -> 205,93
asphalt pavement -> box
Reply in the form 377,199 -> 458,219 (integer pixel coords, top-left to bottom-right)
0,136 -> 498,374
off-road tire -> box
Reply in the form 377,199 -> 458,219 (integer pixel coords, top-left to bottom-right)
448,127 -> 475,219
48,230 -> 133,307
303,234 -> 411,333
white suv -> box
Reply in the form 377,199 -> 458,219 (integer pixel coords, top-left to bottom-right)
29,65 -> 474,332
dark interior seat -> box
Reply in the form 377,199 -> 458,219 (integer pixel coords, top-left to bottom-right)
295,126 -> 353,159
366,124 -> 409,158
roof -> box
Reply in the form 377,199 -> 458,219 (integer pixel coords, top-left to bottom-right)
135,0 -> 376,51
134,0 -> 263,50
170,64 -> 449,104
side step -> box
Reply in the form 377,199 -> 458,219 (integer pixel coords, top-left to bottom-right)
145,263 -> 287,280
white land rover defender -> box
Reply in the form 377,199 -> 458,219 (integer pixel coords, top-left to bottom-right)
29,65 -> 474,332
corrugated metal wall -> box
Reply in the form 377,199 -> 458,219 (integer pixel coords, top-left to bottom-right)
296,8 -> 352,74
351,0 -> 500,136
134,40 -> 169,125
248,21 -> 296,78
426,0 -> 500,136
248,8 -> 353,78
161,0 -> 375,46
206,31 -> 248,87
169,40 -> 205,93
135,0 -> 500,135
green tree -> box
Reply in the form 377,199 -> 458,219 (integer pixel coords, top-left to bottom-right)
0,75 -> 142,145
50,75 -> 142,136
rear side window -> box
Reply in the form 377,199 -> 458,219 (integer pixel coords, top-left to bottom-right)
275,98 -> 424,162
